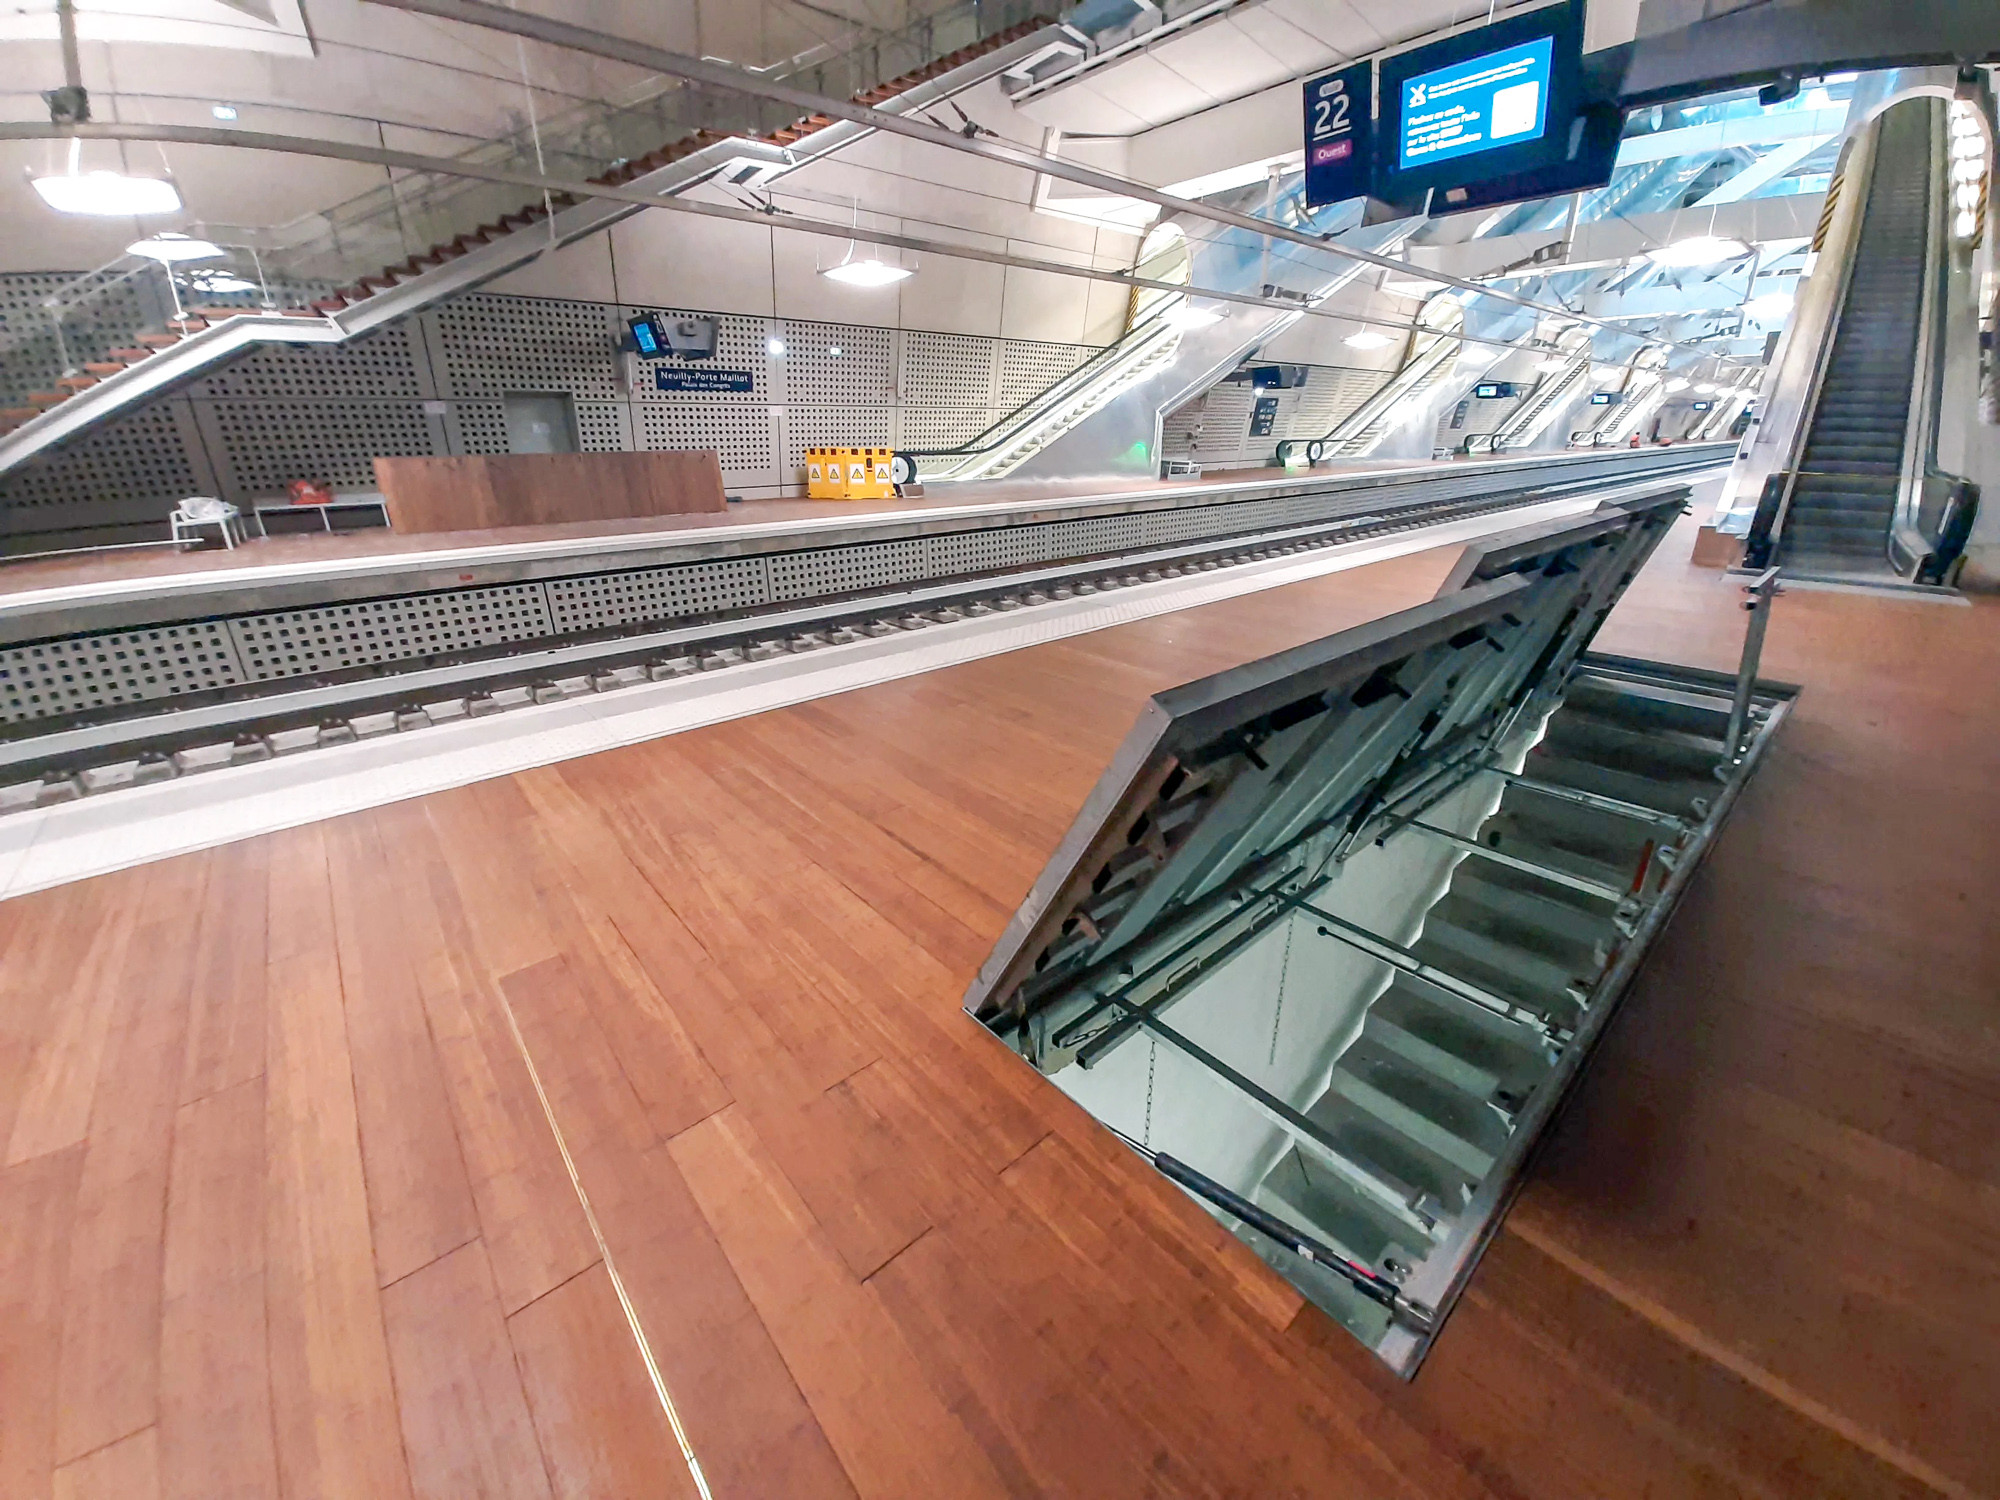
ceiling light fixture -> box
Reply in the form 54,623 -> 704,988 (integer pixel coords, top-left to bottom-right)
1383,277 -> 1445,298
1344,330 -> 1394,349
33,170 -> 182,217
767,336 -> 785,356
212,103 -> 238,121
1743,291 -> 1794,321
186,270 -> 258,294
1162,302 -> 1223,329
820,258 -> 913,288
1535,356 -> 1570,373
1647,234 -> 1750,267
127,232 -> 223,262
1663,377 -> 1691,393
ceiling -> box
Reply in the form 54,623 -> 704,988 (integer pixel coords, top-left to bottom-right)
1012,0 -> 1564,135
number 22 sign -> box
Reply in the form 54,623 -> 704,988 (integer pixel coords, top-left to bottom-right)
1303,60 -> 1373,210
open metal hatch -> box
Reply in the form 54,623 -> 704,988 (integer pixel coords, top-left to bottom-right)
964,483 -> 1797,1374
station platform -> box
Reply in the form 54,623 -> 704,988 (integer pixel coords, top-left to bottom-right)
0,497 -> 1989,1497
0,465 -> 1441,597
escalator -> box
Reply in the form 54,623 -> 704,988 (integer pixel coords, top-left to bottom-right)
1777,101 -> 1936,576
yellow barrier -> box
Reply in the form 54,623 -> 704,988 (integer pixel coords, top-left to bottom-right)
805,446 -> 895,500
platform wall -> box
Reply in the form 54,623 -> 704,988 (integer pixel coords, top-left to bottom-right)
0,288 -> 1108,552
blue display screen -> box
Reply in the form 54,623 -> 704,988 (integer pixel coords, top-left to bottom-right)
1398,35 -> 1552,170
628,315 -> 662,357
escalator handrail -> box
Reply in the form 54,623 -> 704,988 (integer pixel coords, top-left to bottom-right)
1891,99 -> 1954,570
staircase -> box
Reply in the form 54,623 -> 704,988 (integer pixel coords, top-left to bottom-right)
1779,100 -> 1936,577
1251,673 -> 1731,1339
0,11 -> 1060,474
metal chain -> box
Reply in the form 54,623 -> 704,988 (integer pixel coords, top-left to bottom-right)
1268,917 -> 1295,1067
1142,1039 -> 1157,1148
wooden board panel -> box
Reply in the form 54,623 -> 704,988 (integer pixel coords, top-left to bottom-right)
375,451 -> 726,534
0,1146 -> 83,1500
380,1239 -> 553,1500
160,1077 -> 279,1500
2,516 -> 1997,1497
55,853 -> 207,1462
506,1265 -> 701,1500
262,826 -> 413,1500
326,813 -> 481,1287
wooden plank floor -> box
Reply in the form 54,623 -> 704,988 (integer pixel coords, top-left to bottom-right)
1,512 -> 1994,1498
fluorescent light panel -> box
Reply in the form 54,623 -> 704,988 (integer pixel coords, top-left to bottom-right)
820,259 -> 914,287
33,172 -> 182,216
1647,234 -> 1750,267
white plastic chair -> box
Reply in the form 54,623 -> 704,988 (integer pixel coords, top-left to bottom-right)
170,496 -> 246,550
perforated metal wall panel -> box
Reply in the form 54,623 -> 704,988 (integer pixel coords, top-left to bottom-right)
902,330 -> 996,406
768,537 -> 928,601
1159,398 -> 1204,459
782,321 -> 894,404
0,402 -> 207,544
226,583 -> 554,682
784,406 -> 894,472
200,399 -> 438,495
574,401 -> 631,453
431,294 -> 621,399
0,622 -> 244,724
5,283 -> 1104,548
0,270 -> 164,405
0,446 -> 1716,726
900,407 -> 996,448
189,326 -> 424,400
996,339 -> 1093,407
627,309 -> 771,401
1288,367 -> 1386,439
545,555 -> 770,633
635,402 -> 774,473
1158,364 -> 1394,468
446,400 -> 511,455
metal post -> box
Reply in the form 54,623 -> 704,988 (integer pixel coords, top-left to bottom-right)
1726,566 -> 1780,760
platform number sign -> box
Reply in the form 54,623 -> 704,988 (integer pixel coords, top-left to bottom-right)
1303,61 -> 1373,210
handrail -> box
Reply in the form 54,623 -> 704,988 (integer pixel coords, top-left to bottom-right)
1319,311 -> 1464,455
1890,98 -> 1953,576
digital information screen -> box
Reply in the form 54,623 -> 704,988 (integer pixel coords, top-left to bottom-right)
627,314 -> 663,358
1397,35 -> 1553,170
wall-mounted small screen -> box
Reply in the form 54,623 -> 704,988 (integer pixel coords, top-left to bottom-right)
1589,391 -> 1620,406
627,314 -> 663,358
1473,381 -> 1516,399
1397,35 -> 1553,170
1691,400 -> 1714,411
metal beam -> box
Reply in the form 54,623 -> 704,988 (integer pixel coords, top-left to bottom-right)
349,0 -> 1719,353
1299,902 -> 1549,1031
0,122 -> 1634,366
1487,768 -> 1689,831
1093,984 -> 1440,1236
1397,819 -> 1631,904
